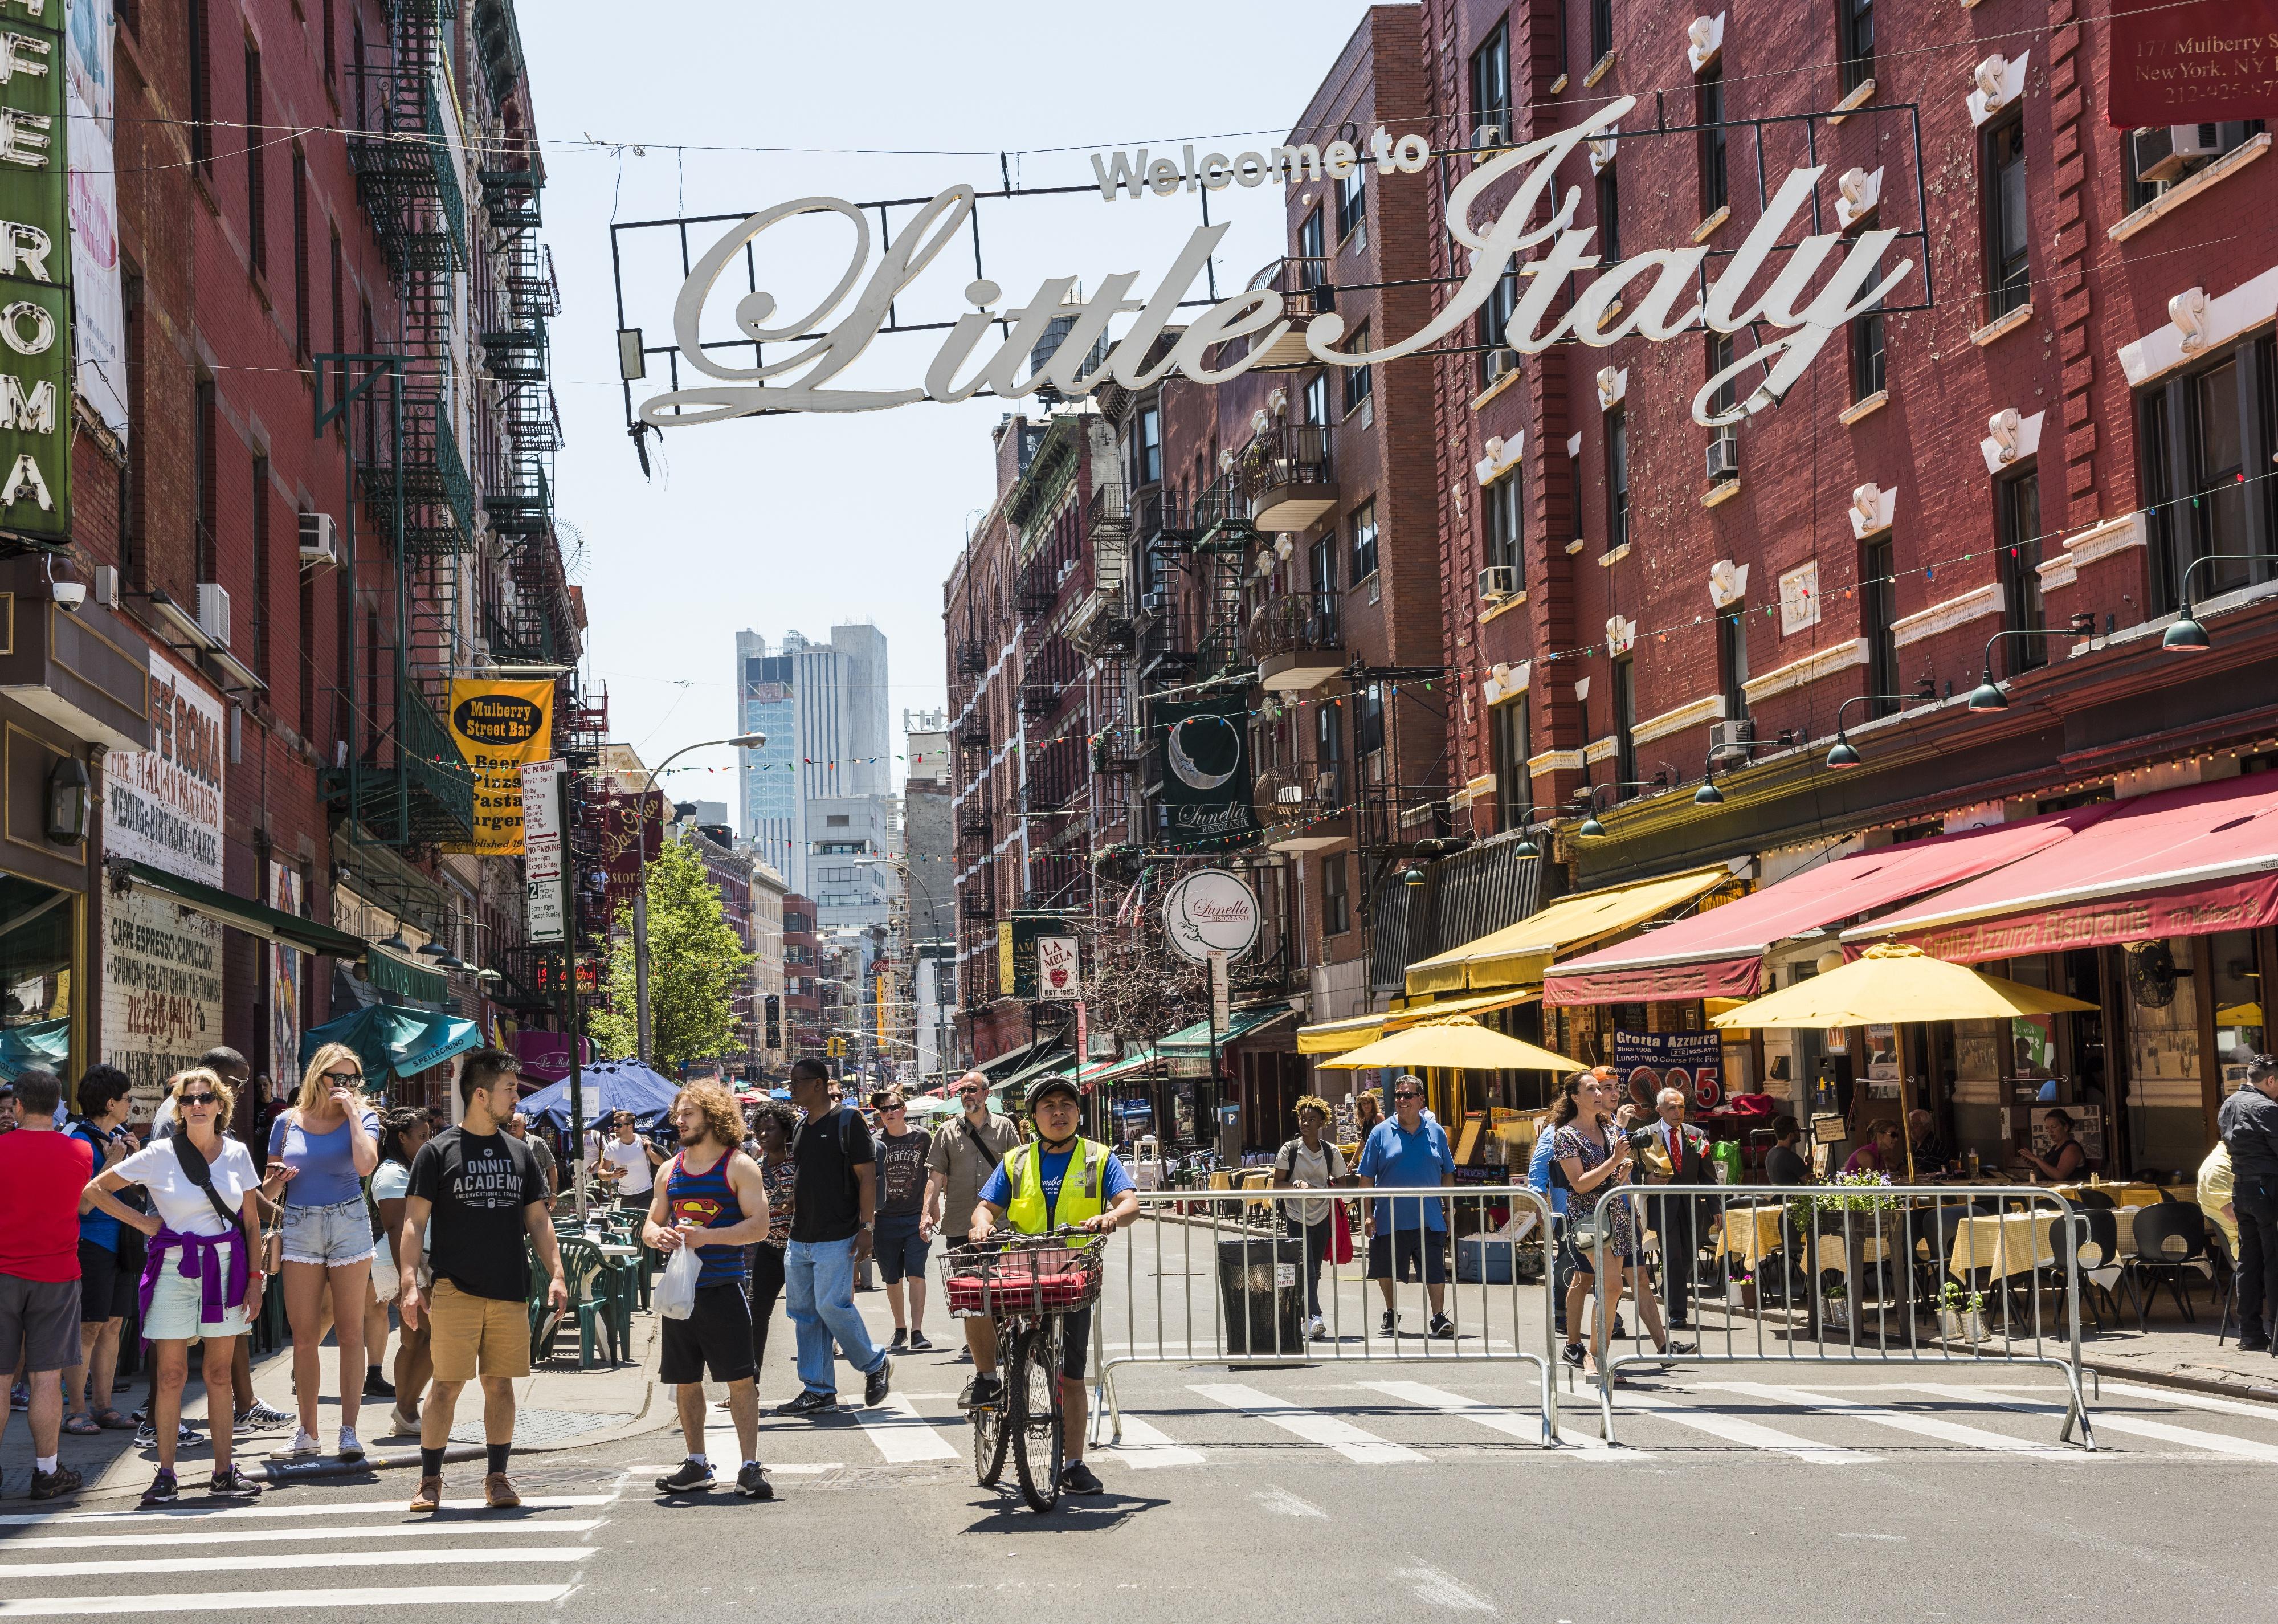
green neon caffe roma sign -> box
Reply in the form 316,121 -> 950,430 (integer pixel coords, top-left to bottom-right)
0,0 -> 68,550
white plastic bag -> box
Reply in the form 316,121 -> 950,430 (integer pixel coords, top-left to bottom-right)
656,1243 -> 701,1320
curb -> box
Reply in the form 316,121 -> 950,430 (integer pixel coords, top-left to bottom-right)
2079,1357 -> 2278,1406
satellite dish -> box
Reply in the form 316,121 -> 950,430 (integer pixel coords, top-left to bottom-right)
557,518 -> 591,581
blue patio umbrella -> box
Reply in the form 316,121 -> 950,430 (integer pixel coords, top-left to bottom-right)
300,1005 -> 483,1086
519,1058 -> 683,1131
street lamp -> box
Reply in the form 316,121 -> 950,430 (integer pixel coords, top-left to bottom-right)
2161,553 -> 2278,651
1965,617 -> 2099,712
631,733 -> 765,1063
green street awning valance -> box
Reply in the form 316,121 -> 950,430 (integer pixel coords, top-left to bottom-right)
977,1038 -> 1042,1079
1156,1006 -> 1299,1056
112,860 -> 368,960
368,949 -> 448,1006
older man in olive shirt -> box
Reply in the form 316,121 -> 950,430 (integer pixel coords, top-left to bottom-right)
924,1072 -> 1020,1402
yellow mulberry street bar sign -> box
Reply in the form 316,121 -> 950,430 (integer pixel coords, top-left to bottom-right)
0,0 -> 68,550
443,679 -> 555,855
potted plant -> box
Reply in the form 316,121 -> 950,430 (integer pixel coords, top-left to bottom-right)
1936,1280 -> 1989,1343
1822,1278 -> 1849,1328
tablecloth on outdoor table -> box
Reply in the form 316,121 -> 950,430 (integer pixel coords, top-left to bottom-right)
1948,1212 -> 2057,1280
2052,1182 -> 2173,1209
1714,1203 -> 1789,1267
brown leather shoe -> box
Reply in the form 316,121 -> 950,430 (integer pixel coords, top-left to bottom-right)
484,1472 -> 521,1509
408,1475 -> 443,1513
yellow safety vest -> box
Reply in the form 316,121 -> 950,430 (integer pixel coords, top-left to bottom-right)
1004,1138 -> 1107,1233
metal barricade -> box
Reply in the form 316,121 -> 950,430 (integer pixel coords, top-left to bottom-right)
1579,1183 -> 2095,1449
1092,1184 -> 1562,1448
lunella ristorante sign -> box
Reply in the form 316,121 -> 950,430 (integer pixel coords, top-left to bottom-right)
638,97 -> 1914,432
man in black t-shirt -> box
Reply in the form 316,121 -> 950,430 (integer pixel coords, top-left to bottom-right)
775,1058 -> 890,1417
399,1050 -> 564,1513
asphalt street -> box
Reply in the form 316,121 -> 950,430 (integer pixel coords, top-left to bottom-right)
5,1221 -> 2274,1621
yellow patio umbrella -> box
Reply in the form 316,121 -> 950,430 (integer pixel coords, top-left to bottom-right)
1316,1015 -> 1584,1073
1708,941 -> 2097,1029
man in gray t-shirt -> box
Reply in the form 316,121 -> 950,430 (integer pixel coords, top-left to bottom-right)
924,1072 -> 1021,1397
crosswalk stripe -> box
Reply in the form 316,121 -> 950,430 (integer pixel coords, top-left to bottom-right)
0,1496 -> 611,1530
852,1396 -> 960,1462
1707,1382 -> 2083,1459
1189,1383 -> 1426,1464
1096,1414 -> 1205,1468
1610,1393 -> 1881,1464
1904,1383 -> 2278,1461
0,1584 -> 576,1617
0,1547 -> 593,1582
1358,1381 -> 1561,1451
2,1520 -> 606,1552
2054,1380 -> 2278,1422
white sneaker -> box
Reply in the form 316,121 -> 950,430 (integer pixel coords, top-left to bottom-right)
337,1426 -> 365,1462
1305,1315 -> 1327,1339
268,1429 -> 322,1461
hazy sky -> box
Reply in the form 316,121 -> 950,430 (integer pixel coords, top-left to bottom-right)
521,0 -> 1380,800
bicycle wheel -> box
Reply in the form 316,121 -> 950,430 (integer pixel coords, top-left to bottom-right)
971,1353 -> 1010,1488
1009,1321 -> 1064,1513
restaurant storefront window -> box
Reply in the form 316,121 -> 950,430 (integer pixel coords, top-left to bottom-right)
0,874 -> 77,1080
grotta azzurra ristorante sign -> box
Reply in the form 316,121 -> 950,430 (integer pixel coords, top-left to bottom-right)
638,96 -> 1913,432
0,0 -> 70,548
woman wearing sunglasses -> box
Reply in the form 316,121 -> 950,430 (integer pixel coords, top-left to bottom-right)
266,1043 -> 382,1463
81,1068 -> 267,1504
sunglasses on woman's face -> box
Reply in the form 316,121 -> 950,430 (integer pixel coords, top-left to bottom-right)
322,1070 -> 361,1085
178,1092 -> 221,1107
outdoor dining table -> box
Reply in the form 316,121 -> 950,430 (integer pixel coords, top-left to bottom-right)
1948,1211 -> 2059,1281
1714,1202 -> 1790,1268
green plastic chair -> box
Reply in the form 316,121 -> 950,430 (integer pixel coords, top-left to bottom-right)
533,1237 -> 615,1369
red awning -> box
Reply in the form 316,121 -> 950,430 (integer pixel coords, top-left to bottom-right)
1852,773 -> 2278,962
1544,809 -> 2105,1005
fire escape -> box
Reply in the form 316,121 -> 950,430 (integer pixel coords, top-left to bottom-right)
324,0 -> 476,849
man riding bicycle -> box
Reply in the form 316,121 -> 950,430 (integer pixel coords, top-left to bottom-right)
965,1074 -> 1138,1496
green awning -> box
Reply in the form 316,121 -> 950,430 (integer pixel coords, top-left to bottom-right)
997,1050 -> 1074,1092
301,1005 -> 481,1083
1078,1046 -> 1158,1086
977,1038 -> 1043,1079
1156,1006 -> 1299,1056
368,949 -> 448,1006
112,860 -> 368,959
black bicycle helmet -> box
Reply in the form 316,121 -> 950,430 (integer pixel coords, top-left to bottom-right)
1025,1073 -> 1081,1110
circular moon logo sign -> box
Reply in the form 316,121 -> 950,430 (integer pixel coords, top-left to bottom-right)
1161,870 -> 1260,964
1166,713 -> 1242,791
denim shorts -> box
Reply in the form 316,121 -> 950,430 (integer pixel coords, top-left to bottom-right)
281,1197 -> 378,1268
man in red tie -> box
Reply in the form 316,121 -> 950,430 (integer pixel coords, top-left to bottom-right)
1648,1087 -> 1712,1332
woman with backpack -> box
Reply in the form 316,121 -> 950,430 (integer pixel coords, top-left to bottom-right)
1270,1096 -> 1348,1339
80,1067 -> 267,1505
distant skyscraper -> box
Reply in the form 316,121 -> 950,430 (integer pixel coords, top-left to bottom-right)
735,623 -> 895,931
737,630 -> 804,891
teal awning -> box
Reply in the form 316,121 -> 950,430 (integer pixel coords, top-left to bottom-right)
368,949 -> 448,1006
113,860 -> 368,959
997,1051 -> 1074,1092
0,1016 -> 69,1081
301,1005 -> 481,1084
1156,1006 -> 1299,1056
976,1038 -> 1042,1079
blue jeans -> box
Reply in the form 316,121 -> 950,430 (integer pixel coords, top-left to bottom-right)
785,1237 -> 884,1397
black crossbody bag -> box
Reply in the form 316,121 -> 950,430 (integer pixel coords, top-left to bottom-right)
169,1134 -> 247,1233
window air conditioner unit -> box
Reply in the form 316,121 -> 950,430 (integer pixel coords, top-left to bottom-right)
1708,717 -> 1754,759
2133,124 -> 2221,184
1484,346 -> 1519,382
1478,564 -> 1520,602
195,582 -> 231,648
91,564 -> 120,610
1471,124 -> 1504,155
298,511 -> 338,565
1312,771 -> 1341,801
1141,587 -> 1172,613
1705,434 -> 1741,482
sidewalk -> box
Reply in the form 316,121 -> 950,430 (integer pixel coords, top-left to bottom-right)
59,1307 -> 674,1503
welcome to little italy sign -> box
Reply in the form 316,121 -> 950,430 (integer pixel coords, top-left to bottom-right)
638,97 -> 1914,432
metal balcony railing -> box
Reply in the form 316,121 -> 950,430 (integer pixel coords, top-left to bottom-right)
1247,591 -> 1344,663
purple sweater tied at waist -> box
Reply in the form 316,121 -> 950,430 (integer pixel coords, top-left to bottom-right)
137,1227 -> 250,1329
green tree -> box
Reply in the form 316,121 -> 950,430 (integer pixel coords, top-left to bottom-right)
586,838 -> 752,1071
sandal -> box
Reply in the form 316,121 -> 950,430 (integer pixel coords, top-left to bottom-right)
62,1413 -> 101,1437
92,1407 -> 136,1431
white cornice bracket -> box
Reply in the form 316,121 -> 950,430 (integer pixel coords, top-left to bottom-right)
1848,481 -> 1896,540
1968,51 -> 2029,127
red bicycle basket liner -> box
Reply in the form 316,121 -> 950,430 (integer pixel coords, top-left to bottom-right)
945,1245 -> 1096,1313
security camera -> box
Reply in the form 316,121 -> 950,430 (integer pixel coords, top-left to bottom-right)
51,582 -> 85,612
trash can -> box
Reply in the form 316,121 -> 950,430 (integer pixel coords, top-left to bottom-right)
1217,1234 -> 1305,1356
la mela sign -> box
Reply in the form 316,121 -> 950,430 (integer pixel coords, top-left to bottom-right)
639,97 -> 1914,431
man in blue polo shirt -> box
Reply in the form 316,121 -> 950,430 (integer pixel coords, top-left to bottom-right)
1355,1074 -> 1457,1339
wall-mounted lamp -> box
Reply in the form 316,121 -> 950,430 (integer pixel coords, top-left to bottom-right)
2163,554 -> 2278,652
44,757 -> 89,844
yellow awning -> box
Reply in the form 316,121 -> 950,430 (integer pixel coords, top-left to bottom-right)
1295,1013 -> 1386,1054
1296,988 -> 1541,1054
1403,867 -> 1732,997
